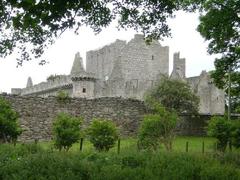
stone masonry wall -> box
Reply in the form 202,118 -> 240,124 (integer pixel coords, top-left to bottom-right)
2,94 -> 234,142
2,94 -> 146,142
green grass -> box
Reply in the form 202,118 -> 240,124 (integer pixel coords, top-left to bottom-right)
38,136 -> 220,153
37,136 -> 240,155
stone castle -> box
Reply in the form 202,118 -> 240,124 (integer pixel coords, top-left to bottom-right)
12,34 -> 225,115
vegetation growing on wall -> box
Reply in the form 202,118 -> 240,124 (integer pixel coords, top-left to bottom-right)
56,90 -> 70,104
47,74 -> 62,81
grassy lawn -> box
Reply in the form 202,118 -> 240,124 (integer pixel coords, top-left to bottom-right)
38,136 -> 224,154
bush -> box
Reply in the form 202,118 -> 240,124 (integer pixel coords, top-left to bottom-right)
0,147 -> 240,179
0,96 -> 22,143
87,119 -> 118,151
56,90 -> 70,103
231,120 -> 240,149
53,113 -> 82,151
138,104 -> 177,151
207,116 -> 231,152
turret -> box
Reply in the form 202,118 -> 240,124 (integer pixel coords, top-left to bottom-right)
70,52 -> 85,75
170,52 -> 186,80
26,77 -> 33,88
70,52 -> 96,98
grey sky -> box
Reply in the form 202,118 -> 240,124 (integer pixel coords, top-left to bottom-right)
0,11 -> 217,93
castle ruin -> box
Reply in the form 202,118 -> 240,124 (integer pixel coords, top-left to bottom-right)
12,34 -> 225,115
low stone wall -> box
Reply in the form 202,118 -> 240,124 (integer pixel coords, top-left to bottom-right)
1,94 -> 238,141
2,94 -> 146,141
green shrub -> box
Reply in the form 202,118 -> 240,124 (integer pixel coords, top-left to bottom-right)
231,120 -> 240,149
0,147 -> 240,180
87,119 -> 118,151
138,104 -> 177,151
53,113 -> 82,151
0,152 -> 92,180
56,90 -> 70,103
207,116 -> 231,152
0,96 -> 22,143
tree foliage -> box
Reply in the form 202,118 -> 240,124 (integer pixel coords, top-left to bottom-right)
193,0 -> 240,112
207,116 -> 231,152
87,119 -> 118,152
52,112 -> 82,151
0,0 -> 183,65
231,120 -> 240,149
0,96 -> 22,143
145,76 -> 199,114
138,103 -> 177,151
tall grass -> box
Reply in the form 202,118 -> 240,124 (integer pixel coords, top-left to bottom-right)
0,143 -> 239,180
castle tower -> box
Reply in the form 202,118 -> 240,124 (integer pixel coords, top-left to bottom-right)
26,77 -> 33,88
70,52 -> 96,98
170,52 -> 186,80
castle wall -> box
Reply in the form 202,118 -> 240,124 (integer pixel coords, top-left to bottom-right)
20,75 -> 72,96
2,94 -> 146,141
1,94 -> 233,142
35,87 -> 73,98
72,80 -> 95,98
210,83 -> 225,114
119,34 -> 169,81
187,72 -> 225,115
86,40 -> 126,80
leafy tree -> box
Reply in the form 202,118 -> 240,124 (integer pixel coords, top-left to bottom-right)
189,0 -> 240,112
145,76 -> 199,114
0,96 -> 22,143
207,116 -> 231,152
87,119 -> 118,152
138,103 -> 177,151
53,112 -> 82,151
0,0 -> 183,65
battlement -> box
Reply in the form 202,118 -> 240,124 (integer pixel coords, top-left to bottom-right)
20,75 -> 72,96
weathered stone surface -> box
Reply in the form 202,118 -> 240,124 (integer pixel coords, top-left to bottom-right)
2,94 -> 146,141
2,94 -> 236,142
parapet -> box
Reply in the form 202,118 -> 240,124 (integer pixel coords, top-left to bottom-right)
11,88 -> 22,95
21,75 -> 72,96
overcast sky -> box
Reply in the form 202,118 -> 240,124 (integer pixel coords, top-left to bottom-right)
0,11 -> 217,93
